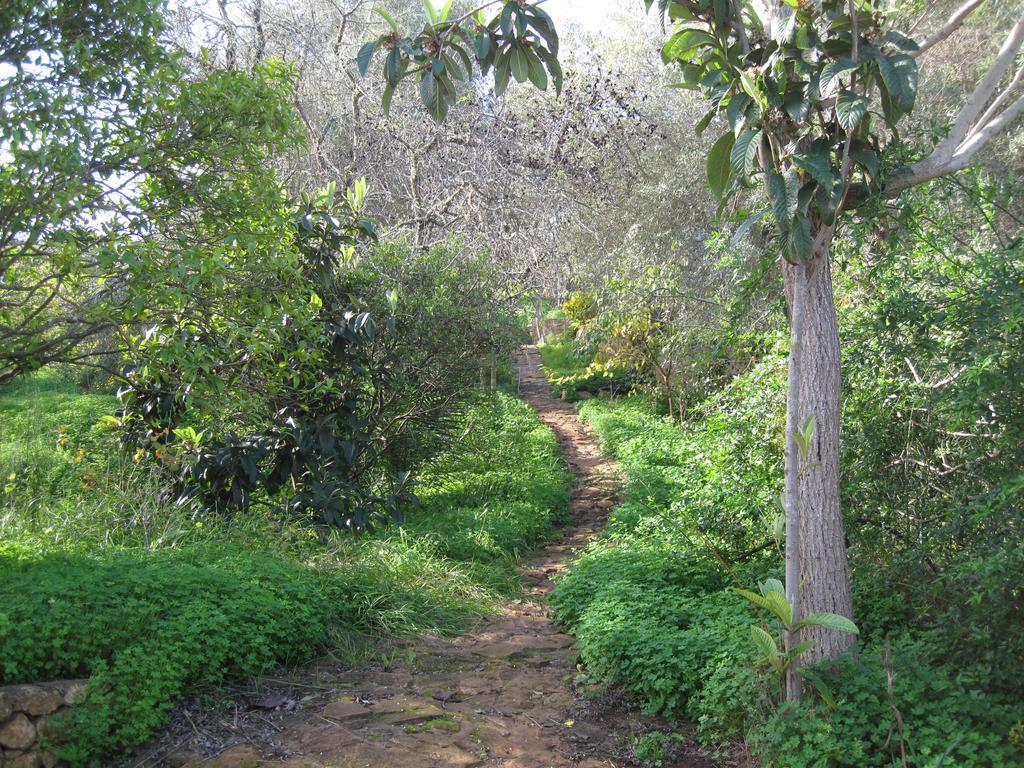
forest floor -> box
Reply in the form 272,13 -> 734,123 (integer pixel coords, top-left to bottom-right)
128,347 -> 714,768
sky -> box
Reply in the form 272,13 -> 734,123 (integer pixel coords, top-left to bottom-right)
543,0 -> 645,32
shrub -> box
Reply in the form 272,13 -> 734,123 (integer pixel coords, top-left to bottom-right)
0,388 -> 569,766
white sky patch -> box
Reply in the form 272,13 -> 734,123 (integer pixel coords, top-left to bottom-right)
543,0 -> 646,31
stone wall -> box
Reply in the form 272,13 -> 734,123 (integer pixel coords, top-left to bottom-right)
0,682 -> 86,768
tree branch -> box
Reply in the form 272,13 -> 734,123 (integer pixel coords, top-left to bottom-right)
912,0 -> 987,58
886,15 -> 1024,193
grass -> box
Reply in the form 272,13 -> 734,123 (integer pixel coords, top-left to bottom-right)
0,373 -> 569,766
546,361 -> 1022,768
537,334 -> 589,380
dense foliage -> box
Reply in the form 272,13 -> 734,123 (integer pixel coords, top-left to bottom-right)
0,384 -> 567,765
546,168 -> 1024,766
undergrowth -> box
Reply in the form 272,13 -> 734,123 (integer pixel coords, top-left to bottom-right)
550,364 -> 1022,767
0,379 -> 568,766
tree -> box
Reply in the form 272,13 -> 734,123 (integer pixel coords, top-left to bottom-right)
0,0 -> 304,383
361,0 -> 1024,698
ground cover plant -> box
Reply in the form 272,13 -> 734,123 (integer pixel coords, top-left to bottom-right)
0,378 -> 567,765
3,0 -> 1024,766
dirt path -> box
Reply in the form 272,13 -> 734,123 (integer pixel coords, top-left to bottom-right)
141,347 -> 710,768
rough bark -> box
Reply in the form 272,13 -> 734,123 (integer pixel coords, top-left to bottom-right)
784,246 -> 855,664
783,259 -> 805,701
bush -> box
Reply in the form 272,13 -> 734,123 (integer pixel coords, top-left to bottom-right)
0,544 -> 339,763
751,645 -> 1022,768
1,387 -> 568,766
552,377 -> 1022,766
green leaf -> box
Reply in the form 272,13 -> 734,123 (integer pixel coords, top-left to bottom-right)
792,143 -> 835,188
423,0 -> 438,25
794,612 -> 860,634
760,578 -> 786,596
849,139 -> 879,177
750,625 -> 782,671
694,105 -> 717,136
526,50 -> 547,90
783,84 -> 809,122
768,170 -> 799,224
732,587 -> 773,612
788,214 -> 814,262
726,92 -> 753,133
739,70 -> 761,103
762,589 -> 793,625
537,46 -> 563,95
730,128 -> 761,178
819,56 -> 856,98
381,82 -> 396,115
373,7 -> 399,32
493,48 -> 511,95
384,47 -> 403,86
474,31 -> 492,61
787,640 -> 816,658
356,40 -> 379,77
835,90 -> 868,131
707,131 -> 735,200
510,46 -> 529,83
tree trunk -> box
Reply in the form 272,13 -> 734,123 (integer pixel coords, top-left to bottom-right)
783,246 -> 855,670
490,363 -> 496,390
533,296 -> 545,344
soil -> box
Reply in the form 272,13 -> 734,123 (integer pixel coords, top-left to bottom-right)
127,347 -> 719,768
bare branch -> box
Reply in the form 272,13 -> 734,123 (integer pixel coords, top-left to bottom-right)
888,15 -> 1024,192
912,0 -> 988,58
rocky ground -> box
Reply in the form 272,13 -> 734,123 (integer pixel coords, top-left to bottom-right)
127,347 -> 716,768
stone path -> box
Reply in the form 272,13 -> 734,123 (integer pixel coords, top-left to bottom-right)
135,347 -> 713,768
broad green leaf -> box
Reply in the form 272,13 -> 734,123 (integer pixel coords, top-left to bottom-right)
760,578 -> 786,597
762,589 -> 793,625
849,139 -> 879,177
794,612 -> 860,634
537,46 -> 563,94
768,170 -> 799,224
792,143 -> 835,188
423,0 -> 438,25
787,640 -> 816,658
474,31 -> 491,61
835,90 -> 868,131
788,213 -> 814,262
730,207 -> 767,246
356,40 -> 379,77
726,92 -> 753,133
819,56 -> 856,98
750,625 -> 780,660
730,128 -> 762,178
510,46 -> 529,83
707,131 -> 735,200
783,84 -> 810,122
494,47 -> 511,95
373,6 -> 399,32
694,105 -> 717,136
739,69 -> 761,103
526,50 -> 547,90
732,587 -> 773,612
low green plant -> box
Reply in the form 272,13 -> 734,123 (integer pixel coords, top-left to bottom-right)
632,731 -> 686,768
732,578 -> 858,698
1,385 -> 568,766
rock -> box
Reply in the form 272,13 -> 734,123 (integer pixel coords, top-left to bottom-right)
321,699 -> 372,723
5,686 -> 63,717
8,749 -> 39,768
576,391 -> 593,400
58,683 -> 86,707
41,750 -> 60,768
0,713 -> 36,750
